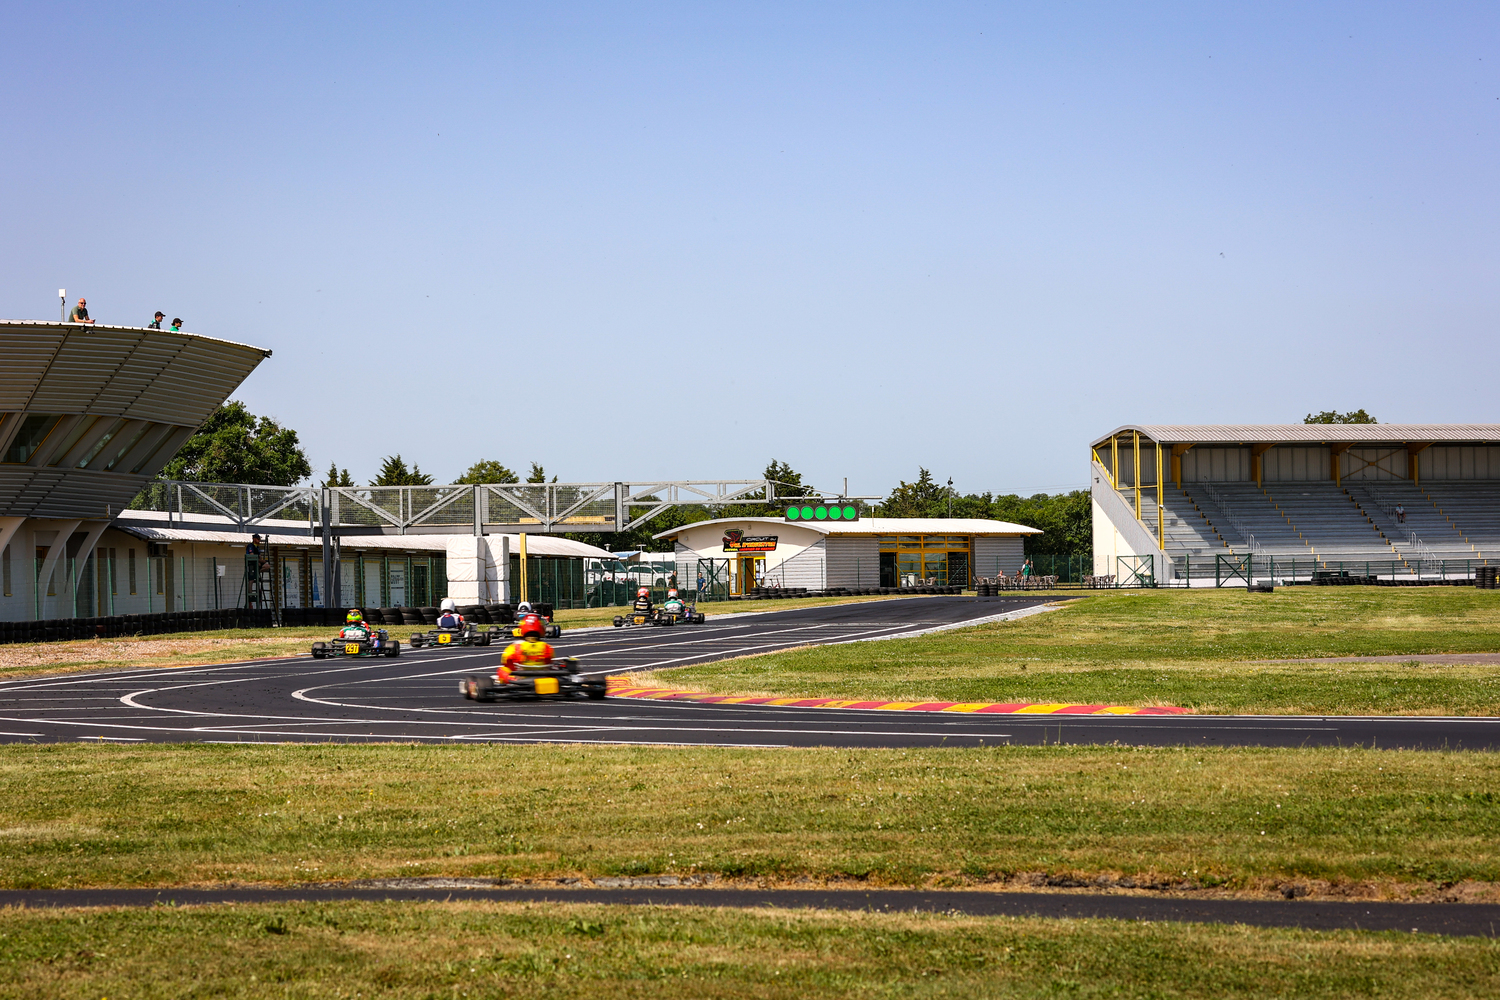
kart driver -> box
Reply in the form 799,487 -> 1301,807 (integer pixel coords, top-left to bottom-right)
340,609 -> 372,639
498,614 -> 555,683
663,588 -> 685,614
632,587 -> 654,615
436,597 -> 464,630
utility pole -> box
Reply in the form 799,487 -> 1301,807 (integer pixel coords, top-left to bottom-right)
59,289 -> 66,321
947,477 -> 954,518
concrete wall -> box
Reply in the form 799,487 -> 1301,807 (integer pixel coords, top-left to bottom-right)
1091,461 -> 1174,583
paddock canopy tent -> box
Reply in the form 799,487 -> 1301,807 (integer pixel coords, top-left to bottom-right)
655,516 -> 1042,595
1090,423 -> 1500,586
0,320 -> 271,620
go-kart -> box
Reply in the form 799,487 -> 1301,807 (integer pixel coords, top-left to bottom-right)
612,601 -> 705,627
509,610 -> 561,639
409,621 -> 504,649
460,657 -> 607,701
311,627 -> 400,659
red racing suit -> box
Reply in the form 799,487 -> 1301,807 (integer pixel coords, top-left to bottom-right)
498,637 -> 554,683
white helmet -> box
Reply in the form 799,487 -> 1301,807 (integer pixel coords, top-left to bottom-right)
440,598 -> 458,613
517,601 -> 532,614
667,588 -> 679,599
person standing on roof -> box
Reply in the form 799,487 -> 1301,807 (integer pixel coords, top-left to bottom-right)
148,311 -> 165,329
68,298 -> 94,324
170,317 -> 183,331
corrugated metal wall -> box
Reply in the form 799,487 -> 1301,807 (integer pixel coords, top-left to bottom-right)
1262,446 -> 1327,481
1179,447 -> 1251,481
1420,446 -> 1500,480
824,536 -> 879,588
766,538 -> 826,589
972,537 -> 1024,577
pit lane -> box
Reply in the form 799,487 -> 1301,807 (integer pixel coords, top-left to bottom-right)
0,596 -> 1497,749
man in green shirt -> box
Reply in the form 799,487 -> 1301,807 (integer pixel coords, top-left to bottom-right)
148,311 -> 164,329
67,298 -> 94,324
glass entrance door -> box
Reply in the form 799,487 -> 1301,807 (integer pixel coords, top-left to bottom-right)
735,555 -> 765,594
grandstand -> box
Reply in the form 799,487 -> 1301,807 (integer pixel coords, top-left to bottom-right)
1090,424 -> 1500,585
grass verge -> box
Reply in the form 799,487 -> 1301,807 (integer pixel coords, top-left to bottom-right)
645,588 -> 1500,715
2,744 -> 1498,897
3,900 -> 1498,999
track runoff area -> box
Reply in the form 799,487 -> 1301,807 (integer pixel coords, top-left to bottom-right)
0,595 -> 1496,749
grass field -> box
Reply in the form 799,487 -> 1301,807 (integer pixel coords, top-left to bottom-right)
3,900 -> 1497,999
3,743 -> 1497,896
0,594 -> 902,679
645,588 -> 1500,715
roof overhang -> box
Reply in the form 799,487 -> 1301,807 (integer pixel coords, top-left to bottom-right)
1090,424 -> 1500,449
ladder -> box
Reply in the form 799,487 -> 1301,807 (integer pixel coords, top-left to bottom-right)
244,552 -> 271,610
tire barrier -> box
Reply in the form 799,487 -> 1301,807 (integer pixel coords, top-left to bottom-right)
0,607 -> 277,644
746,586 -> 962,600
1478,566 -> 1499,589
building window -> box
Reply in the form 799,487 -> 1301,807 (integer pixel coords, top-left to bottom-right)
129,548 -> 137,594
877,534 -> 973,588
3,415 -> 62,464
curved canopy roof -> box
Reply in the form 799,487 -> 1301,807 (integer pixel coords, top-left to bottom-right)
654,516 -> 1042,541
1091,424 -> 1500,448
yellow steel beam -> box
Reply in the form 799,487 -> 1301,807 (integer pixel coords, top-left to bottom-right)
1133,431 -> 1142,521
1250,443 -> 1275,487
1407,442 -> 1432,485
1330,442 -> 1353,485
1156,440 -> 1165,549
1170,443 -> 1195,489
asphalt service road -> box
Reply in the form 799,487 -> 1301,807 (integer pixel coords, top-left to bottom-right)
0,595 -> 1497,749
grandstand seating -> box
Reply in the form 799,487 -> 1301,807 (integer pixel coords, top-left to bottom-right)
1123,479 -> 1496,576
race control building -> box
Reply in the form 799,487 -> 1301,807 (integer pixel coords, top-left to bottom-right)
1091,423 -> 1500,585
655,516 -> 1042,594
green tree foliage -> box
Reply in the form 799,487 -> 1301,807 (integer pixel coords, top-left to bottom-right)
874,467 -> 1089,556
526,462 -> 557,484
1305,409 -> 1377,424
160,400 -> 311,486
455,460 -> 519,485
876,468 -> 948,517
371,455 -> 433,486
322,462 -> 354,487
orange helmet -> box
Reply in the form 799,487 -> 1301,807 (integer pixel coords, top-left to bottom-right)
519,614 -> 545,638
637,587 -> 649,598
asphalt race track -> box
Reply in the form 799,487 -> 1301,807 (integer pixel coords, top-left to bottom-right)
0,596 -> 1496,749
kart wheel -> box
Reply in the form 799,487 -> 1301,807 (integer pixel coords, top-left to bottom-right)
387,641 -> 401,658
311,648 -> 324,659
613,616 -> 623,627
410,636 -> 423,648
585,684 -> 607,700
475,676 -> 496,702
695,614 -> 705,624
549,626 -> 561,639
462,677 -> 477,700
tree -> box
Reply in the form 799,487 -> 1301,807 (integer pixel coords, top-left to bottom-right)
371,454 -> 433,486
322,462 -> 354,487
717,458 -> 811,518
455,460 -> 519,485
1305,409 -> 1377,424
160,400 -> 311,485
878,468 -> 948,517
526,461 -> 557,484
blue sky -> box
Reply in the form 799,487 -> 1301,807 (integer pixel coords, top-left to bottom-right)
2,2 -> 1496,497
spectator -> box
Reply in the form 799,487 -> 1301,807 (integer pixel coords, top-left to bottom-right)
68,298 -> 94,324
148,311 -> 165,329
169,317 -> 183,331
1395,504 -> 1406,524
1021,558 -> 1034,578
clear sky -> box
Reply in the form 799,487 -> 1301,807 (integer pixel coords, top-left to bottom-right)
3,2 -> 1496,497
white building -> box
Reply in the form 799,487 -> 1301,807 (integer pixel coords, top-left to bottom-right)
655,516 -> 1042,594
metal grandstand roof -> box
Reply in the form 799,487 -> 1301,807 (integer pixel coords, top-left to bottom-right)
0,322 -> 271,519
1091,424 -> 1500,447
652,516 -> 1042,540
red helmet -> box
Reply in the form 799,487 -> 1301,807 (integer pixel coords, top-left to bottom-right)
637,587 -> 649,597
520,614 -> 545,638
